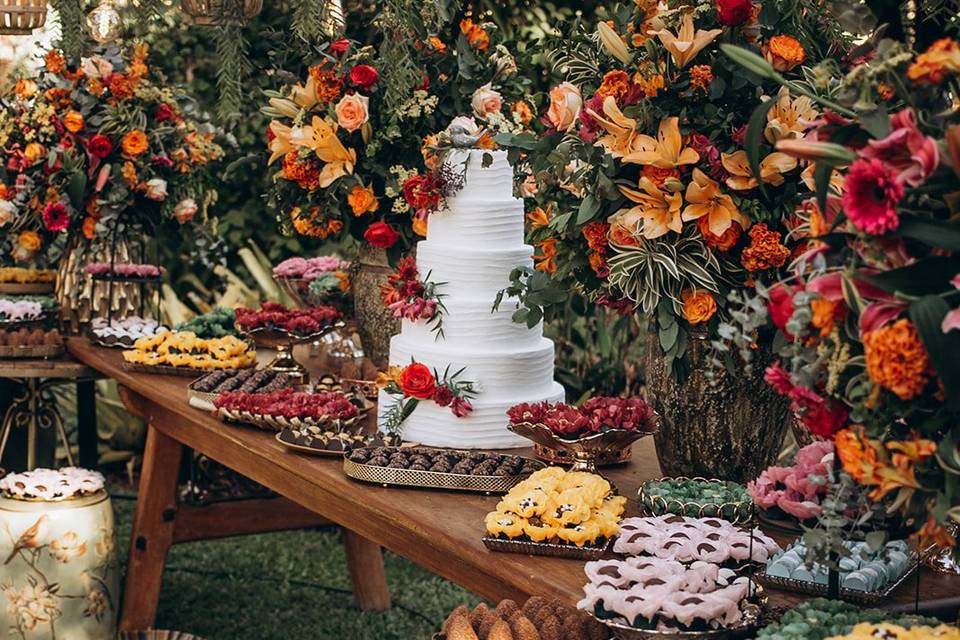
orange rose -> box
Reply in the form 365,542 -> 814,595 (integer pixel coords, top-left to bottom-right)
82,216 -> 97,239
121,130 -> 149,157
23,143 -> 45,164
334,94 -> 369,133
63,110 -> 85,133
18,231 -> 41,252
682,289 -> 717,324
546,82 -> 583,132
764,35 -> 806,72
347,185 -> 378,216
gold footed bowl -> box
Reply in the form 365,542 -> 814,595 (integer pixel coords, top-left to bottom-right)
507,422 -> 657,478
241,321 -> 345,384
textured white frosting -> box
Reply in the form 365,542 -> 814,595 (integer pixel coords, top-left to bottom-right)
378,149 -> 563,449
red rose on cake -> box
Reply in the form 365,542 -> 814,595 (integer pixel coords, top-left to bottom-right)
399,363 -> 437,399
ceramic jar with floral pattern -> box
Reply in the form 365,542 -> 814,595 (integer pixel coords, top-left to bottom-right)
0,468 -> 119,640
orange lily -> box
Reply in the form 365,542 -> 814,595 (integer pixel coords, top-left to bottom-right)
623,117 -> 700,169
654,13 -> 722,69
587,96 -> 642,159
617,178 -> 683,239
765,87 -> 819,143
290,73 -> 320,110
527,205 -> 553,229
721,150 -> 798,190
290,116 -> 357,188
682,168 -> 750,236
800,163 -> 845,193
267,121 -> 294,165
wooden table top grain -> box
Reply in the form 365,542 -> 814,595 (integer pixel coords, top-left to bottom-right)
66,337 -> 960,615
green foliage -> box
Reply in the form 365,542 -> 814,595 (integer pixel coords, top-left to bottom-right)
50,0 -> 85,61
493,266 -> 567,328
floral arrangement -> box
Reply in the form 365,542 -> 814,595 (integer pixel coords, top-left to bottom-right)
234,302 -> 342,336
379,257 -> 446,338
747,440 -> 833,521
828,623 -> 960,640
507,396 -> 658,439
84,262 -> 166,280
262,20 -> 533,255
377,362 -> 477,434
497,0 -> 850,376
213,389 -> 358,423
0,45 -> 225,264
723,30 -> 960,549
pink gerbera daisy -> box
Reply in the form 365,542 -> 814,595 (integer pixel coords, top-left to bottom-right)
842,158 -> 904,235
42,202 -> 70,232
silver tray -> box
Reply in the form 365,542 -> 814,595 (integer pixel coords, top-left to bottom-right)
343,454 -> 543,494
481,536 -> 609,559
754,554 -> 918,606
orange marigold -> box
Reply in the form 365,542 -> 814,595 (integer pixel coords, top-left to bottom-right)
740,223 -> 790,271
290,207 -> 343,238
82,216 -> 98,240
682,289 -> 717,325
44,88 -> 72,110
121,130 -> 149,157
634,72 -> 665,98
764,35 -> 806,72
582,221 -> 610,252
121,162 -> 138,188
835,427 -> 881,484
347,185 -> 379,216
588,252 -> 608,277
308,62 -> 343,105
863,318 -> 931,400
596,70 -> 632,102
907,38 -> 960,85
108,74 -> 136,100
459,18 -> 490,52
534,238 -> 558,273
128,60 -> 148,80
44,50 -> 66,75
810,297 -> 843,337
281,152 -> 322,191
689,65 -> 713,93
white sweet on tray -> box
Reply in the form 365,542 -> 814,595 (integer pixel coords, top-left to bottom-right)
91,316 -> 169,340
614,515 -> 781,564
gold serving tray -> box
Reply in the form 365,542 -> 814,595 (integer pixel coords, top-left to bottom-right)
275,429 -> 388,457
481,536 -> 609,560
217,407 -> 360,433
638,477 -> 753,525
122,361 -> 253,378
754,557 -> 918,606
0,342 -> 64,359
343,455 -> 543,494
188,371 -> 342,406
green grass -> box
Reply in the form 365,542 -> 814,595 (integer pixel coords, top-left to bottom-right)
112,496 -> 479,639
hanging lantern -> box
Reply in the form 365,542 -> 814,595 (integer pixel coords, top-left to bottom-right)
86,0 -> 123,43
179,0 -> 262,26
0,0 -> 47,35
320,0 -> 345,37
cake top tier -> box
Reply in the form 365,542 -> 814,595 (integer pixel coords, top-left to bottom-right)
443,149 -> 515,202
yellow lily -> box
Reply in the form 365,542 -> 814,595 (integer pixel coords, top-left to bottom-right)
587,96 -> 642,159
290,116 -> 357,188
290,73 -> 320,110
269,97 -> 301,119
267,121 -> 294,165
654,12 -> 722,69
618,177 -> 684,239
721,150 -> 798,190
800,162 -> 845,193
597,21 -> 632,64
765,86 -> 819,144
623,116 -> 700,168
682,168 -> 750,236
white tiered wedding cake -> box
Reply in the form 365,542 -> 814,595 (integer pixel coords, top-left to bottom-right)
378,148 -> 564,449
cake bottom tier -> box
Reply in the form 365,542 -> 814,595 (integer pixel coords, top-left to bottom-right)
377,382 -> 565,449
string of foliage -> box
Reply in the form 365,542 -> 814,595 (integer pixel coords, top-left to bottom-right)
50,0 -> 85,61
290,0 -> 331,45
214,0 -> 252,125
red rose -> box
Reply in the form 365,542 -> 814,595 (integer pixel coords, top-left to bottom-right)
155,103 -> 176,123
402,174 -> 441,212
349,64 -> 379,89
330,39 -> 350,56
399,363 -> 436,399
716,0 -> 752,25
87,134 -> 113,159
363,221 -> 400,248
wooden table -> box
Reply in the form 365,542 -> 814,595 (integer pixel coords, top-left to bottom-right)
66,338 -> 960,632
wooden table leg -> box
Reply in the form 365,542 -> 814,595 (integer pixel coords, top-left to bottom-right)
119,424 -> 184,632
76,380 -> 98,469
341,528 -> 391,610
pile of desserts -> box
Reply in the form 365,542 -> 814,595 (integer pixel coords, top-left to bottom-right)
0,267 -> 56,284
192,369 -> 291,395
347,446 -> 541,476
507,397 -> 658,439
0,327 -> 62,348
639,477 -> 751,520
175,307 -> 239,339
213,388 -> 358,425
579,556 -> 755,632
235,302 -> 342,337
748,441 -> 833,522
0,298 -> 44,323
756,599 -> 942,640
90,316 -> 169,346
122,331 -> 255,370
84,262 -> 166,279
441,597 -> 609,640
764,539 -> 912,593
484,467 -> 624,548
0,467 -> 105,500
279,426 -> 388,454
614,515 -> 781,565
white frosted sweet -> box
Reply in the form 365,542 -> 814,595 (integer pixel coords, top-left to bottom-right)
378,149 -> 564,449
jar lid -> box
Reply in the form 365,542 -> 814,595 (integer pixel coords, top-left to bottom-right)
0,467 -> 105,501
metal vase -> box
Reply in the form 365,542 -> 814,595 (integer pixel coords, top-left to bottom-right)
350,244 -> 399,369
644,330 -> 789,483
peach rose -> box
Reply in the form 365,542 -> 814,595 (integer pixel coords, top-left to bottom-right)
546,82 -> 583,132
63,111 -> 85,133
334,94 -> 369,133
347,184 -> 378,216
471,83 -> 503,118
682,289 -> 717,324
121,130 -> 148,157
24,143 -> 45,164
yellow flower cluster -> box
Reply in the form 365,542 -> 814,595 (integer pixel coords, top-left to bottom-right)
396,90 -> 439,120
122,331 -> 255,370
827,623 -> 960,640
485,467 -> 625,547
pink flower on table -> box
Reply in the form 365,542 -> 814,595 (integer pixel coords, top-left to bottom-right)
859,108 -> 939,187
842,158 -> 905,235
